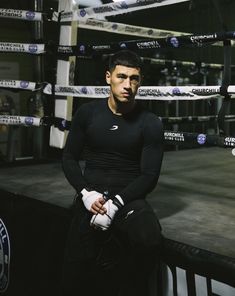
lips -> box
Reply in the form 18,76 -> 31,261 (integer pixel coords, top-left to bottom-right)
122,92 -> 131,97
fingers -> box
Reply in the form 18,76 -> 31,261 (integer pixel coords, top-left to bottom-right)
90,198 -> 107,215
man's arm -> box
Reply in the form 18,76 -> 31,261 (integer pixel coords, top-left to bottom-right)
62,105 -> 89,193
62,104 -> 107,214
117,115 -> 164,203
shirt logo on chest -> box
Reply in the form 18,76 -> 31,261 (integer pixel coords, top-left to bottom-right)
109,125 -> 119,131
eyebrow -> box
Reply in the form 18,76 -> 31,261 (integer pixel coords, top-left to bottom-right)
116,73 -> 140,80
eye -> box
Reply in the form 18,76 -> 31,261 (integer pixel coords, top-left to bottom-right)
117,74 -> 127,80
130,75 -> 140,84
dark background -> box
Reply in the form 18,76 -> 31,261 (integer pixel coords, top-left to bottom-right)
0,0 -> 234,162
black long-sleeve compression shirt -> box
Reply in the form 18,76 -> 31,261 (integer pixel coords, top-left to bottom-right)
62,98 -> 164,203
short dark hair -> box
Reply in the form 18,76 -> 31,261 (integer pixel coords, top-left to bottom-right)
108,50 -> 143,73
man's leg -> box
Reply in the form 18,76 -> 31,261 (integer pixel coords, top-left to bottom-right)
61,199 -> 97,295
61,199 -> 121,296
113,199 -> 163,296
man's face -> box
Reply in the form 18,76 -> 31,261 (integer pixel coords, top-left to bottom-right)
106,65 -> 141,103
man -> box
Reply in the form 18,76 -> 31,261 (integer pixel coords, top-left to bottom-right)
62,50 -> 164,296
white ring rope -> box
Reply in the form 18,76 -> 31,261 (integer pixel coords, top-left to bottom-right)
58,0 -> 190,22
77,18 -> 190,39
0,8 -> 42,21
0,80 -> 37,91
0,1 -> 190,23
1,81 -> 235,101
0,42 -> 45,54
43,84 -> 235,101
0,115 -> 41,127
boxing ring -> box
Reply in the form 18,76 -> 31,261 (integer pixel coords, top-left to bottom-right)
0,0 -> 235,295
0,147 -> 234,295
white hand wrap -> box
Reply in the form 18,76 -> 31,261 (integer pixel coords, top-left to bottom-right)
81,188 -> 102,211
90,195 -> 124,231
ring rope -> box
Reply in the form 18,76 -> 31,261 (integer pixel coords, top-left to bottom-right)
1,1 -> 189,24
0,79 -> 38,91
42,84 -> 235,101
1,115 -> 234,148
76,18 -> 191,40
57,31 -> 235,58
0,115 -> 41,127
0,8 -> 57,22
0,8 -> 43,21
1,30 -> 234,56
0,42 -> 45,54
163,131 -> 235,147
76,19 -> 227,49
3,114 -> 235,126
57,0 -> 190,22
1,81 -> 235,101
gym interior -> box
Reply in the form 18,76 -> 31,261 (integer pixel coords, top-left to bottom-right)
0,0 -> 235,295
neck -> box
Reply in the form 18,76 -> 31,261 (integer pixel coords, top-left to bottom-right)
108,96 -> 135,116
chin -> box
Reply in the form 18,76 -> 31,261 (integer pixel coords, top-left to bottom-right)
122,97 -> 130,102
121,96 -> 134,102
114,95 -> 134,104
115,97 -> 128,103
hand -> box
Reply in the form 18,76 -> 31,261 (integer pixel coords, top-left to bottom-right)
90,197 -> 107,215
81,188 -> 104,212
90,195 -> 124,231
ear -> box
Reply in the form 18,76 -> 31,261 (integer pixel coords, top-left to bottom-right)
106,71 -> 111,84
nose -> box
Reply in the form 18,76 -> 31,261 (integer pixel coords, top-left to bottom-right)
123,77 -> 131,89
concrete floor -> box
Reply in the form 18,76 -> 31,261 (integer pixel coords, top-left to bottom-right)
148,147 -> 235,258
